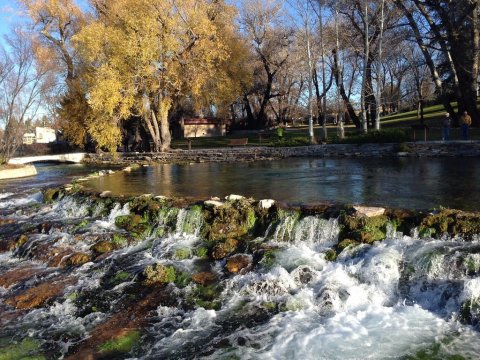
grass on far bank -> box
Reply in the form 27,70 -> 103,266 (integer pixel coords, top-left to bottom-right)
171,101 -> 480,150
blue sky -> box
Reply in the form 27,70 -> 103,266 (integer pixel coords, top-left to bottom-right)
0,0 -> 25,44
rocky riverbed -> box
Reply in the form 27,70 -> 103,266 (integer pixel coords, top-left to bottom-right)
1,184 -> 480,359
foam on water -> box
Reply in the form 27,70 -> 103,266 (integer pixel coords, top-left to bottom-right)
0,191 -> 42,209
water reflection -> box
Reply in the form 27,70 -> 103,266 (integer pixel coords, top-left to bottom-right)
86,157 -> 480,210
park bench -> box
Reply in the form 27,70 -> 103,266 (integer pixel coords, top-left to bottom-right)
228,138 -> 248,147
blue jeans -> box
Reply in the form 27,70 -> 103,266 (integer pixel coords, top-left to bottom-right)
461,124 -> 470,140
442,127 -> 450,141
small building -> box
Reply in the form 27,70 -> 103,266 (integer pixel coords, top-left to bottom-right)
35,127 -> 56,144
180,118 -> 226,138
23,133 -> 35,145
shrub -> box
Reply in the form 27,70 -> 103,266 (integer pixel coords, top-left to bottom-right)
340,129 -> 409,144
273,136 -> 312,147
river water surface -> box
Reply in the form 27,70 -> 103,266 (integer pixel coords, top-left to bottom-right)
85,157 -> 480,210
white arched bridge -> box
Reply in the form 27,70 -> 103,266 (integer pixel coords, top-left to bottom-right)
8,153 -> 86,165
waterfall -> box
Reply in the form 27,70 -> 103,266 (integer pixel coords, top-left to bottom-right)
175,206 -> 204,237
2,190 -> 480,360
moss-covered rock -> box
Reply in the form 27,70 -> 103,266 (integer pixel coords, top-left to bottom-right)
115,214 -> 152,239
10,234 -> 28,251
98,329 -> 140,355
211,238 -> 239,260
324,249 -> 337,262
43,188 -> 63,203
419,209 -> 480,239
204,199 -> 257,242
187,284 -> 222,310
64,252 -> 91,267
0,338 -> 45,360
142,264 -> 176,285
91,240 -> 114,254
337,238 -> 360,251
459,299 -> 480,326
173,247 -> 192,260
111,233 -> 129,248
226,254 -> 252,274
339,214 -> 389,244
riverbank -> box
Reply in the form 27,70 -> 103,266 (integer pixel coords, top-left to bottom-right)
0,164 -> 37,180
1,187 -> 480,358
83,141 -> 480,166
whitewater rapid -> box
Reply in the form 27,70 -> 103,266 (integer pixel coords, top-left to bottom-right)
0,189 -> 480,359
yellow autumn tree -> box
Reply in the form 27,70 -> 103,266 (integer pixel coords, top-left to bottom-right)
74,0 -> 246,152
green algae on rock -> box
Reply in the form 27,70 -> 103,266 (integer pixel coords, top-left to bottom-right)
142,264 -> 176,285
98,329 -> 141,355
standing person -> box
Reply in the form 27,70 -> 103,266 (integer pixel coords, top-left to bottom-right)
442,112 -> 451,141
460,110 -> 472,140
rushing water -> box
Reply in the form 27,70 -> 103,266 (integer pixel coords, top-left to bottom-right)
85,157 -> 480,210
1,185 -> 480,359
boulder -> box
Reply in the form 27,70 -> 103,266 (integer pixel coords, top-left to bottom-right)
225,194 -> 245,201
258,199 -> 275,210
353,206 -> 385,217
204,200 -> 224,208
100,191 -> 112,198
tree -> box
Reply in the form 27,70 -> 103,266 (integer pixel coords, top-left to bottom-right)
74,0 -> 243,152
21,0 -> 90,147
241,0 -> 294,129
0,29 -> 52,163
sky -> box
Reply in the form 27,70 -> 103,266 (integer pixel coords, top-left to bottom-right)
0,0 -> 25,44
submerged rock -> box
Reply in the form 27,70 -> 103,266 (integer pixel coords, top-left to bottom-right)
64,252 -> 91,267
5,277 -> 76,309
226,254 -> 253,274
91,240 -> 115,254
192,272 -> 217,286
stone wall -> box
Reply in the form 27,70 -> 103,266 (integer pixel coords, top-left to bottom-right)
83,141 -> 480,166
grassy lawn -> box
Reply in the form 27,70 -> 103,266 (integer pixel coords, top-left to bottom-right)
170,102 -> 480,150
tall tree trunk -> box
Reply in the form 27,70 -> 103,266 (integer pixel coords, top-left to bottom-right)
256,72 -> 274,129
318,0 -> 328,141
306,1 -> 316,143
332,50 -> 361,128
334,3 -> 345,139
243,95 -> 255,129
375,0 -> 385,130
360,0 -> 369,133
146,111 -> 161,152
158,96 -> 172,152
366,56 -> 377,128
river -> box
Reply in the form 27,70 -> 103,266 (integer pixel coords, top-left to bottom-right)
0,159 -> 480,359
84,157 -> 480,210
